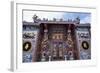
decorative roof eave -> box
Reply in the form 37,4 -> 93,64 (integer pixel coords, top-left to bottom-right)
75,23 -> 90,28
23,21 -> 79,25
37,21 -> 78,25
23,21 -> 90,28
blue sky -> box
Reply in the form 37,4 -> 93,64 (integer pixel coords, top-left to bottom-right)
62,12 -> 91,23
23,11 -> 91,24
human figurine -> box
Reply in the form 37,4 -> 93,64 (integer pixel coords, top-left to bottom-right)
64,48 -> 68,60
68,51 -> 74,60
64,54 -> 68,60
41,50 -> 46,61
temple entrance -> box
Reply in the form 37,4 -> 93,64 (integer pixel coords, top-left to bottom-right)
49,25 -> 66,60
37,24 -> 78,61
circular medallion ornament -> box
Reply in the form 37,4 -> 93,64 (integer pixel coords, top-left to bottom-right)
23,41 -> 32,51
81,41 -> 89,50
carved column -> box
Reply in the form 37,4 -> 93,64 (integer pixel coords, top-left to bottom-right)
65,24 -> 74,60
41,24 -> 50,61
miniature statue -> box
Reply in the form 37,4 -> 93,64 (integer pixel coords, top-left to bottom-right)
76,16 -> 80,24
32,14 -> 38,23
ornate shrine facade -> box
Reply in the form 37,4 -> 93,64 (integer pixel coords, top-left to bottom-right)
23,17 -> 91,62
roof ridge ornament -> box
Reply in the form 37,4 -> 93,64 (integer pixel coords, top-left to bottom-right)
32,14 -> 38,23
75,16 -> 80,24
32,14 -> 80,24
